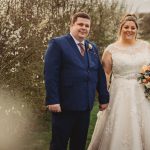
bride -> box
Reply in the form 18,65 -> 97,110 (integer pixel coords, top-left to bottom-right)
88,14 -> 150,150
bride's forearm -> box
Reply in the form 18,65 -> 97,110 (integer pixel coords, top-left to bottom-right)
105,72 -> 112,88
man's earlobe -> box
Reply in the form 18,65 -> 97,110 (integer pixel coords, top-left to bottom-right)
70,23 -> 74,27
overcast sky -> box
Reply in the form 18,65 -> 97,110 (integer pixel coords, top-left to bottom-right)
122,0 -> 150,13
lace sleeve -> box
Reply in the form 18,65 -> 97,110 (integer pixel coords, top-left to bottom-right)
141,40 -> 150,64
142,40 -> 150,51
102,45 -> 113,73
102,45 -> 113,87
146,41 -> 150,63
147,41 -> 150,51
104,44 -> 113,54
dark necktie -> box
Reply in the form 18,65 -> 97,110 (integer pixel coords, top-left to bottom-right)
78,43 -> 85,56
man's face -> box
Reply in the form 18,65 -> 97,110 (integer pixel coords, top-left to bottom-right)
70,17 -> 91,42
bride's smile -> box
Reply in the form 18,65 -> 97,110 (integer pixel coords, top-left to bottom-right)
121,21 -> 137,40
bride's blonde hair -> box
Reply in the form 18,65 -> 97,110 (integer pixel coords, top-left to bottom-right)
118,14 -> 138,36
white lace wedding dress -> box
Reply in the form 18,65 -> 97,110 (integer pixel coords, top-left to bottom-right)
88,40 -> 150,150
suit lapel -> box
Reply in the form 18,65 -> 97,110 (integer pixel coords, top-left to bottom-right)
85,40 -> 95,68
65,34 -> 87,66
65,34 -> 97,69
66,34 -> 81,58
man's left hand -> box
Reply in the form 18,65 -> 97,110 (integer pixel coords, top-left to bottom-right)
99,103 -> 108,111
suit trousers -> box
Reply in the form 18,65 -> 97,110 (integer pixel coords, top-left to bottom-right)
50,110 -> 90,150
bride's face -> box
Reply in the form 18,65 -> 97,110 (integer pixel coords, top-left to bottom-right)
120,21 -> 137,40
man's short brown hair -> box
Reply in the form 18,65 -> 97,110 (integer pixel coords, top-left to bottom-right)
70,12 -> 91,24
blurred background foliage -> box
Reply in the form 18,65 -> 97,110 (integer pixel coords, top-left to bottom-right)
0,0 -> 123,111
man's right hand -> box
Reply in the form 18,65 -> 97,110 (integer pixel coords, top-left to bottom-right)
47,104 -> 62,112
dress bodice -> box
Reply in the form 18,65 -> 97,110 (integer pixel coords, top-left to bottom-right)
105,40 -> 150,78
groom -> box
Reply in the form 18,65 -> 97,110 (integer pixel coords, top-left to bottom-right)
44,12 -> 109,150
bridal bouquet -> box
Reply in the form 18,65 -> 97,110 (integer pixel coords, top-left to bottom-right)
137,64 -> 150,100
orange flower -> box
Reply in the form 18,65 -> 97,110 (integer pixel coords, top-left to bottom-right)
147,77 -> 150,82
141,65 -> 150,73
142,79 -> 148,84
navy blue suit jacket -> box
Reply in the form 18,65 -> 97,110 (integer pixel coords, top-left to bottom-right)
44,34 -> 109,111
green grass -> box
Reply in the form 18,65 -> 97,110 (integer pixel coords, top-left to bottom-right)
20,114 -> 51,150
19,103 -> 99,150
86,101 -> 99,148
